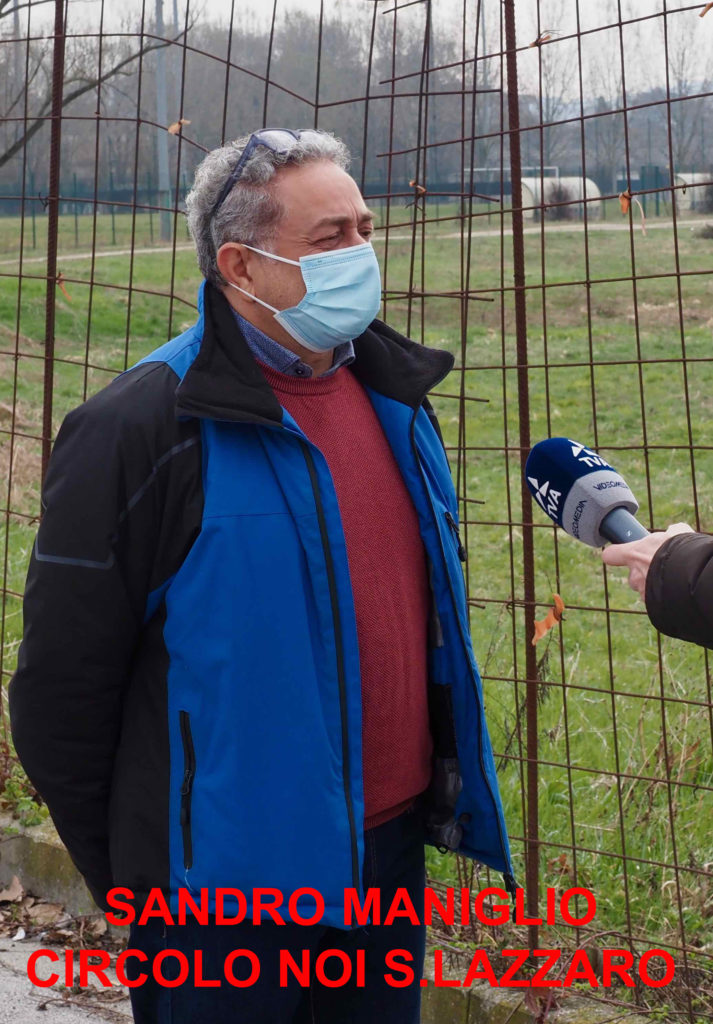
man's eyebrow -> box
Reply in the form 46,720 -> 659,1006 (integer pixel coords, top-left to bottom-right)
309,210 -> 376,230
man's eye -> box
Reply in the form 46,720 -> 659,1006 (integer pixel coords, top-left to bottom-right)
360,227 -> 374,239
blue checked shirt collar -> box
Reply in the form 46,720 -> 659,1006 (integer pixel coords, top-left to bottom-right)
233,310 -> 355,379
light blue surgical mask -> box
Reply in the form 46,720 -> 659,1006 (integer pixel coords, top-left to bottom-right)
228,241 -> 382,353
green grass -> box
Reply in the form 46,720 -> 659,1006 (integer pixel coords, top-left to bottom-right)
379,223 -> 713,999
0,208 -> 194,256
1,212 -> 712,1000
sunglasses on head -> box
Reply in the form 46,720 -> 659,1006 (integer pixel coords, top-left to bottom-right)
210,128 -> 327,221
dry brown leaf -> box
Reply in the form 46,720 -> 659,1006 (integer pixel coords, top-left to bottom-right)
90,988 -> 127,1003
42,927 -> 76,944
56,272 -> 72,302
82,915 -> 108,939
618,189 -> 646,234
524,988 -> 562,1020
529,32 -> 553,47
27,902 -> 64,927
167,118 -> 191,135
532,594 -> 565,646
0,875 -> 24,903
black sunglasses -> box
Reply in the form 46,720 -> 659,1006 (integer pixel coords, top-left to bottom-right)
210,128 -> 327,220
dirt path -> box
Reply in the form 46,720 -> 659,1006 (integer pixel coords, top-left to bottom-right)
0,218 -> 704,267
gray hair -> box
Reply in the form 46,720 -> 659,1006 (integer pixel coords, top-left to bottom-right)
185,131 -> 351,287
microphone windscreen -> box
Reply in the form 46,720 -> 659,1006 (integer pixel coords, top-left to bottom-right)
525,438 -> 639,547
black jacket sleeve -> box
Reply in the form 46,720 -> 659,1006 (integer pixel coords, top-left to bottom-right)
645,532 -> 713,650
9,363 -> 200,908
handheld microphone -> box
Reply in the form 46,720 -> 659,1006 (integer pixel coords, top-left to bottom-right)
525,438 -> 650,547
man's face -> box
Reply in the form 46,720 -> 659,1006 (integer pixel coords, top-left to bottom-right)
218,159 -> 376,353
248,159 -> 376,312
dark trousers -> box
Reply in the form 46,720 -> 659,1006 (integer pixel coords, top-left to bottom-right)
127,806 -> 426,1023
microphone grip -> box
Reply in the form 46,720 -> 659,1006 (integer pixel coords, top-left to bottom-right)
599,506 -> 649,544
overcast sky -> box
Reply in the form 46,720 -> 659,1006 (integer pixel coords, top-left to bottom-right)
15,0 -> 713,98
22,0 -> 713,37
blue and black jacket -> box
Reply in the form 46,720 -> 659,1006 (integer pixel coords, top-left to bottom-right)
10,282 -> 514,924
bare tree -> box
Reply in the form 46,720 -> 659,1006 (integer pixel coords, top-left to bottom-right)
660,9 -> 713,172
584,41 -> 626,195
519,0 -> 577,168
0,3 -> 188,175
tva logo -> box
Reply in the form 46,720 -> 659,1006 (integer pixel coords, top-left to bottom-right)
568,441 -> 611,469
527,477 -> 561,519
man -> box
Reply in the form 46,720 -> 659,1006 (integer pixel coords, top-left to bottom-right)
10,129 -> 513,1023
602,521 -> 713,648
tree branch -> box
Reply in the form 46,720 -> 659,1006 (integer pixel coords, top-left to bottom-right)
0,0 -> 53,20
0,34 -> 179,173
3,57 -> 43,119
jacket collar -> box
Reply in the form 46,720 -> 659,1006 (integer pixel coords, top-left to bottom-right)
175,281 -> 454,424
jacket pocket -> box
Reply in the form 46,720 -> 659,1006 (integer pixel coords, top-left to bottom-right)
179,710 -> 196,869
444,511 -> 467,561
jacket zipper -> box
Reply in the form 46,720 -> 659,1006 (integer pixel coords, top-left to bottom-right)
179,710 -> 196,870
410,412 -> 514,885
300,440 -> 360,892
445,511 -> 467,561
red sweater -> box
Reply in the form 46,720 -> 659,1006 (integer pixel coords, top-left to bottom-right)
260,363 -> 432,828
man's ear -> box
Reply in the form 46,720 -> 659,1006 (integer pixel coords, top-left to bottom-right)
217,242 -> 253,294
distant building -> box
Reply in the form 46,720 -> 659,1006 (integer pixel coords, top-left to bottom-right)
454,169 -> 603,220
673,173 -> 711,213
519,176 -> 602,220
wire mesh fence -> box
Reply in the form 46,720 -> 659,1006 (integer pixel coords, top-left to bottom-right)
1,0 -> 712,1019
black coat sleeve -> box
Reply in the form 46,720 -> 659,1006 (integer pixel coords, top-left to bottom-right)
645,532 -> 713,650
9,364 -> 200,909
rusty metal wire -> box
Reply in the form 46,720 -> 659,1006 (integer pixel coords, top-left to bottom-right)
1,1 -> 712,1019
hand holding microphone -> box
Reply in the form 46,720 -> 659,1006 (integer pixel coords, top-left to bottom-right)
525,438 -> 710,647
525,438 -> 695,602
601,523 -> 695,598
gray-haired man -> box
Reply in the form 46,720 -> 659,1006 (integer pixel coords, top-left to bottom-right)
11,128 -> 513,1023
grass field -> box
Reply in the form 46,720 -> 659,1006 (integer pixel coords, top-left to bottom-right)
0,208 -> 712,1013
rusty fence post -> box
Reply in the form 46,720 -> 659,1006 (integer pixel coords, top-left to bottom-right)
41,0 -> 67,484
503,0 -> 540,951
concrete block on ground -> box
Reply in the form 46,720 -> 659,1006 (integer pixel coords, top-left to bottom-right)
421,983 -> 470,1023
0,813 -> 95,917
